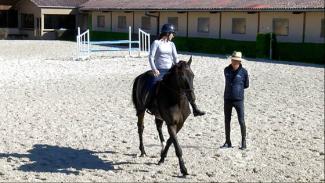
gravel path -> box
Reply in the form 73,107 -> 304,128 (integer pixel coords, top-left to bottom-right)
0,40 -> 324,182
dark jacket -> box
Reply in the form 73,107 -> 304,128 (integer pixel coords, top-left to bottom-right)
224,64 -> 249,101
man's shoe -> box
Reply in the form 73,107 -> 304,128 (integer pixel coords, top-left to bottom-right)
239,140 -> 247,150
220,142 -> 232,148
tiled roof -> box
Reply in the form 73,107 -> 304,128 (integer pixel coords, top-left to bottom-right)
80,0 -> 325,11
0,0 -> 19,6
30,0 -> 89,8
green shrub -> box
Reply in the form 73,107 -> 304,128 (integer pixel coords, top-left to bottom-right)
173,36 -> 256,57
256,33 -> 277,59
90,31 -> 128,41
84,31 -> 324,64
275,43 -> 325,64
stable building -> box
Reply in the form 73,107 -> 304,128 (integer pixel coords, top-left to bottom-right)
79,0 -> 325,43
0,0 -> 88,39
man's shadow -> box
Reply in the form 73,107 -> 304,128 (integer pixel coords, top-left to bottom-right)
0,144 -> 123,174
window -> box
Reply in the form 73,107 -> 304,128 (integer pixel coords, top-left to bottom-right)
141,16 -> 151,30
273,18 -> 289,36
197,17 -> 209,33
232,18 -> 246,34
321,19 -> 325,38
0,10 -> 18,28
118,16 -> 127,29
21,13 -> 34,29
167,17 -> 178,31
44,15 -> 75,29
97,15 -> 105,28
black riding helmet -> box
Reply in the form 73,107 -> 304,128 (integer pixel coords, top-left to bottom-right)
161,24 -> 176,34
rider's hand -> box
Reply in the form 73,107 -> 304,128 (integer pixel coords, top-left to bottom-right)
153,69 -> 160,77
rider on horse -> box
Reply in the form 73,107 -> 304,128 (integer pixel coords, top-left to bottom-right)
147,23 -> 205,117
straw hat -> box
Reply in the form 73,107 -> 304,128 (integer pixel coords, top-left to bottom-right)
231,51 -> 243,62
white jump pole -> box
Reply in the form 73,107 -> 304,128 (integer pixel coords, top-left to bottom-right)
148,33 -> 150,53
87,29 -> 90,58
77,27 -> 80,59
138,29 -> 141,57
144,34 -> 147,52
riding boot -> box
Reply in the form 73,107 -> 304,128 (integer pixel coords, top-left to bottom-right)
221,123 -> 232,148
190,101 -> 206,117
240,124 -> 247,150
186,91 -> 205,117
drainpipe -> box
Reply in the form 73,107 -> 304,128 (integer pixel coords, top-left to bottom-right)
132,11 -> 135,34
110,11 -> 113,32
219,12 -> 222,39
257,12 -> 260,33
186,11 -> 189,38
302,12 -> 306,43
145,11 -> 160,36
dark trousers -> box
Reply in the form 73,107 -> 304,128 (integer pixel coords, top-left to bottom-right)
224,100 -> 246,143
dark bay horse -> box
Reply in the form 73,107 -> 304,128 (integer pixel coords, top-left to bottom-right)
132,57 -> 194,175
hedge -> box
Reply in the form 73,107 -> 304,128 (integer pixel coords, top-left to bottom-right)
85,31 -> 324,64
90,31 -> 129,41
173,36 -> 324,64
173,37 -> 256,57
275,43 -> 325,64
256,33 -> 277,59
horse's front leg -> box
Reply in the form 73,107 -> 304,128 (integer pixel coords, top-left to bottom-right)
168,124 -> 188,176
137,112 -> 146,157
155,118 -> 165,153
158,137 -> 172,165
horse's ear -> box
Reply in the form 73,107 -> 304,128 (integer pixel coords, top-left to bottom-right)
188,56 -> 192,66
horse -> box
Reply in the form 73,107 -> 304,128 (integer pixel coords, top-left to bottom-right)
132,56 -> 194,176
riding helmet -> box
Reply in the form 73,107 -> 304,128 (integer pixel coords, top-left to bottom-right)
161,24 -> 176,34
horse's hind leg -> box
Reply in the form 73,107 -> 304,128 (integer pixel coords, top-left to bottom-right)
155,118 -> 165,153
137,112 -> 146,157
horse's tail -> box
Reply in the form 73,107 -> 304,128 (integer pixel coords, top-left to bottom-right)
132,71 -> 151,116
132,75 -> 140,112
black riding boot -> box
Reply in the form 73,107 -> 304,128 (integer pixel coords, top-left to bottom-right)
186,91 -> 205,117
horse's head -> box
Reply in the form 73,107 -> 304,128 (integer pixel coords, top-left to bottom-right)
169,56 -> 194,92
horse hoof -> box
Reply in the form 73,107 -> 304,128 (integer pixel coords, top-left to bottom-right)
158,159 -> 164,165
181,169 -> 189,176
140,153 -> 147,157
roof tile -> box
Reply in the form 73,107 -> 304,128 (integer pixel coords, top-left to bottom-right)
80,0 -> 325,10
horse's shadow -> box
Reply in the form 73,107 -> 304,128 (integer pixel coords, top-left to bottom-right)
0,144 -> 124,174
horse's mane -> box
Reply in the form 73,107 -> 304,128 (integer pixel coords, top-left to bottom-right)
160,61 -> 186,82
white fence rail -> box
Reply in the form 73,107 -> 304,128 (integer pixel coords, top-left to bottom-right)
77,27 -> 150,60
138,28 -> 150,56
76,27 -> 90,59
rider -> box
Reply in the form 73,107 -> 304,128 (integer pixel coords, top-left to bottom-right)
148,23 -> 205,117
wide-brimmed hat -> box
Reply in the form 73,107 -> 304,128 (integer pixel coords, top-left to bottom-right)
230,51 -> 243,62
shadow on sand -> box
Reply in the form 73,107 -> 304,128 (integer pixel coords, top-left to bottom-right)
0,144 -> 127,174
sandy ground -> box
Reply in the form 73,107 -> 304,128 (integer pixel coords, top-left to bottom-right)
0,40 -> 324,182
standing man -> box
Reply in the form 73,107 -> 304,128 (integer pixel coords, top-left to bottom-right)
222,51 -> 249,150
